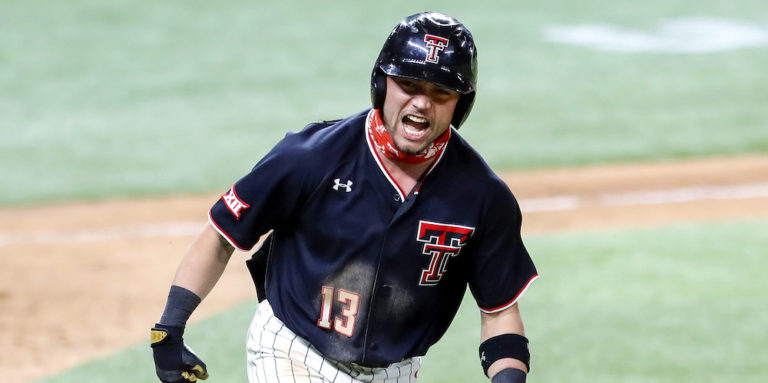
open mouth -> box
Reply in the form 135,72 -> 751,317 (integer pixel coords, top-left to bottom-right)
402,114 -> 430,139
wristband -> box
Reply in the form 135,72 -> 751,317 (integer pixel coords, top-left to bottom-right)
158,285 -> 201,327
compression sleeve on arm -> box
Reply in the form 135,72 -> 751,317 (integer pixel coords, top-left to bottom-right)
158,285 -> 202,327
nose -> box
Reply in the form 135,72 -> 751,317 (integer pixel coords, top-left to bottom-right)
410,93 -> 432,111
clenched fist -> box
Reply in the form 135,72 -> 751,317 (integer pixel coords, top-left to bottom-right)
150,324 -> 209,382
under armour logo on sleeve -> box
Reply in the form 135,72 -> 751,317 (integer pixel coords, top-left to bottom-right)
332,178 -> 353,192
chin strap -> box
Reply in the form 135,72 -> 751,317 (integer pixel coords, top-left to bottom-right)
367,109 -> 450,164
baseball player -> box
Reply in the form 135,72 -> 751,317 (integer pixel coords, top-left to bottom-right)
150,12 -> 538,383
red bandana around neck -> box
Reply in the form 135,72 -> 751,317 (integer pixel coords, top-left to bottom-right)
367,109 -> 450,164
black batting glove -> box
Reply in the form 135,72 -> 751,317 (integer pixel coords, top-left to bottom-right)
150,323 -> 209,382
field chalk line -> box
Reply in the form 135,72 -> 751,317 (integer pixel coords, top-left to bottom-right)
2,182 -> 768,247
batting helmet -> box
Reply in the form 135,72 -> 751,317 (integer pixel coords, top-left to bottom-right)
371,12 -> 478,129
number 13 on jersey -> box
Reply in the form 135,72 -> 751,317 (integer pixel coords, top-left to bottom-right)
317,286 -> 361,337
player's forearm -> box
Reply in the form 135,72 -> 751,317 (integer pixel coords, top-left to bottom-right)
171,222 -> 235,300
480,303 -> 525,340
480,304 -> 530,379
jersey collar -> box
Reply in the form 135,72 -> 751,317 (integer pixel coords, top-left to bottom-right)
365,109 -> 450,201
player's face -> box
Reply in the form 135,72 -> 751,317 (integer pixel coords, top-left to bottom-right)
382,76 -> 460,156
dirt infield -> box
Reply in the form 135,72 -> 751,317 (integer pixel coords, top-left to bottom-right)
1,155 -> 767,382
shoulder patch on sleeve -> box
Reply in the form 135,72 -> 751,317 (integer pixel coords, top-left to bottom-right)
221,184 -> 250,219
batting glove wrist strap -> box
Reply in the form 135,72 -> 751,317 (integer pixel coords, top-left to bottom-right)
491,368 -> 527,383
151,324 -> 209,382
479,334 -> 530,377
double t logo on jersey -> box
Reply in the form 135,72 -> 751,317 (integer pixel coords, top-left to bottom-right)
417,220 -> 475,286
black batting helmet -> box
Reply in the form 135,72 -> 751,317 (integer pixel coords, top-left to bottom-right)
371,12 -> 478,129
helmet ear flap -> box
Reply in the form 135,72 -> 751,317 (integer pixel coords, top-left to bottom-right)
451,92 -> 476,129
370,69 -> 388,109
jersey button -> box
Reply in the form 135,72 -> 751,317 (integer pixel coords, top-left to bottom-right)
393,195 -> 401,202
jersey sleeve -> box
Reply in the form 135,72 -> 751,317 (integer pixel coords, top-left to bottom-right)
467,182 -> 539,313
208,131 -> 319,251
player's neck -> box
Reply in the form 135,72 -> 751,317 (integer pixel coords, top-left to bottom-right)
379,152 -> 434,195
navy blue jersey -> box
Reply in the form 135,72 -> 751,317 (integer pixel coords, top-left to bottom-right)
209,109 -> 538,367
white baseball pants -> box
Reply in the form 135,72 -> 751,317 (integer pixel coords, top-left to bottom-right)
246,301 -> 422,383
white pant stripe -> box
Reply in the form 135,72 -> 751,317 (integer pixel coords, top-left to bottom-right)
246,301 -> 421,383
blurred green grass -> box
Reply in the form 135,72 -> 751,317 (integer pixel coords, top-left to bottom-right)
2,0 -> 767,204
36,219 -> 768,382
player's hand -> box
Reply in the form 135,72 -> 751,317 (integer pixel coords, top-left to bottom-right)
151,323 -> 209,382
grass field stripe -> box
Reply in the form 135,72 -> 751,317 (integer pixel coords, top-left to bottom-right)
1,182 -> 766,247
519,182 -> 768,212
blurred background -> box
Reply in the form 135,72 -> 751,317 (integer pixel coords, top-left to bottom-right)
1,0 -> 766,382
2,0 -> 766,205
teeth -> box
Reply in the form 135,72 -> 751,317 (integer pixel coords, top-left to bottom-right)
407,115 -> 428,123
404,125 -> 425,136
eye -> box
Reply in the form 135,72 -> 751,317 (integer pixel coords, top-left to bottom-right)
431,87 -> 459,102
396,78 -> 418,92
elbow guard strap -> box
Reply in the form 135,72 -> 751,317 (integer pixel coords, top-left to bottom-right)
479,333 -> 530,376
